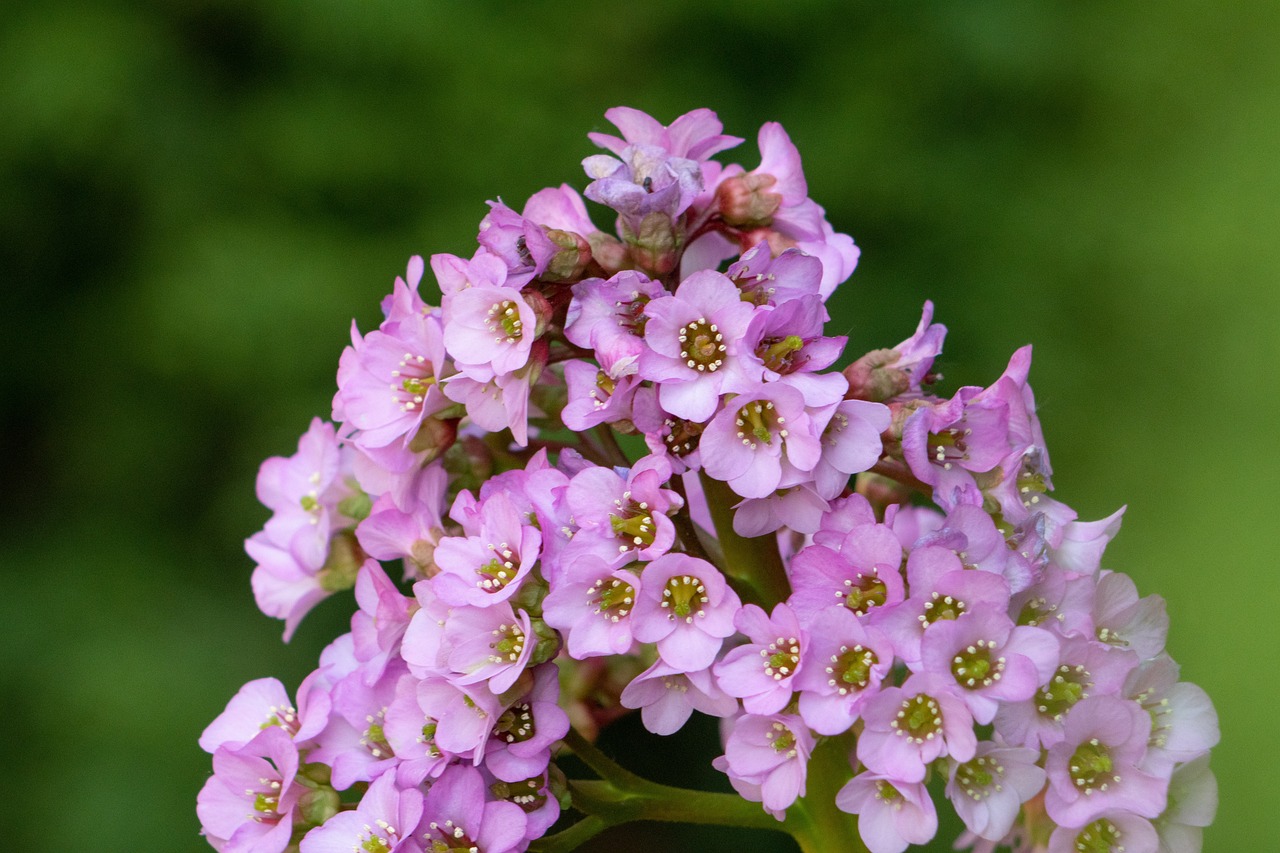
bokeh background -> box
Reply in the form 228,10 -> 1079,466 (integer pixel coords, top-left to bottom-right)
2,1 -> 1274,849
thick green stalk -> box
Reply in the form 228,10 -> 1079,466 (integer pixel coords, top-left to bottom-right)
567,778 -> 789,833
699,473 -> 791,609
788,734 -> 867,853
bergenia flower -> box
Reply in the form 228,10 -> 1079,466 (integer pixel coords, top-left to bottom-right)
203,106 -> 1217,853
631,553 -> 742,672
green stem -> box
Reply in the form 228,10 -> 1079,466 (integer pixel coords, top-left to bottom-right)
562,727 -> 649,790
699,473 -> 791,609
527,815 -> 610,853
593,424 -> 632,468
788,734 -> 867,853
568,779 -> 788,834
667,476 -> 717,567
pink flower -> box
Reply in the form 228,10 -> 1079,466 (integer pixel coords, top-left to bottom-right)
430,492 -> 541,608
620,659 -> 737,735
198,727 -> 304,853
443,282 -> 537,378
638,269 -> 758,422
1043,695 -> 1169,828
542,554 -> 641,658
835,771 -> 938,853
856,672 -> 977,783
300,771 -> 423,853
945,743 -> 1046,842
630,553 -> 742,672
714,603 -> 807,715
718,713 -> 815,815
701,383 -> 822,499
415,765 -> 529,853
587,106 -> 743,162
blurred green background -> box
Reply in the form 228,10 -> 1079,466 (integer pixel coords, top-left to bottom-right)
2,1 -> 1273,849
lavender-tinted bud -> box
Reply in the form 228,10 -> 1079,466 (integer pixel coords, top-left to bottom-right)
543,228 -> 593,281
844,348 -> 912,402
716,172 -> 782,228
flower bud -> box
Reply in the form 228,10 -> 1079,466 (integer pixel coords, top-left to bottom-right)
844,348 -> 911,402
529,616 -> 562,666
625,211 -> 681,277
542,228 -> 593,281
318,529 -> 364,593
296,785 -> 341,827
587,232 -> 628,275
716,172 -> 782,228
855,471 -> 912,510
407,415 -> 459,461
522,289 -> 556,339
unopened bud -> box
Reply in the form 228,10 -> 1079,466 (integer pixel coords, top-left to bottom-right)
408,415 -> 459,461
542,229 -> 592,281
298,762 -> 332,786
738,226 -> 798,257
529,616 -> 562,665
843,348 -> 910,402
588,232 -> 628,275
522,289 -> 555,339
626,211 -> 681,277
716,172 -> 782,228
297,786 -> 340,827
855,471 -> 912,510
318,529 -> 365,593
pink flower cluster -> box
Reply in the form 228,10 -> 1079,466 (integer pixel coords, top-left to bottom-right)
200,108 -> 1218,853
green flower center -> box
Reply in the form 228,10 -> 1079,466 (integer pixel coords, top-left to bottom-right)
927,426 -> 970,469
919,591 -> 966,626
494,702 -> 535,744
950,639 -> 1005,689
766,721 -> 798,754
662,416 -> 703,457
1015,594 -> 1059,628
487,299 -> 524,343
1036,664 -> 1092,721
1069,738 -> 1119,793
492,776 -> 547,813
363,836 -> 392,853
1016,468 -> 1048,509
393,351 -> 437,413
252,790 -> 280,818
661,574 -> 707,621
954,754 -> 1005,801
260,703 -> 300,736
488,622 -> 527,663
841,573 -> 888,615
360,710 -> 393,760
874,780 -> 903,804
588,574 -> 636,621
1072,818 -> 1124,853
426,818 -> 477,853
610,495 -> 657,549
677,318 -> 726,372
758,334 -> 805,373
475,543 -> 518,593
761,635 -> 801,680
826,644 -> 877,695
891,693 -> 943,743
733,398 -> 786,448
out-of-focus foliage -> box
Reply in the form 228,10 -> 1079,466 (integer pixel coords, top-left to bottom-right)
1,1 -> 1273,850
